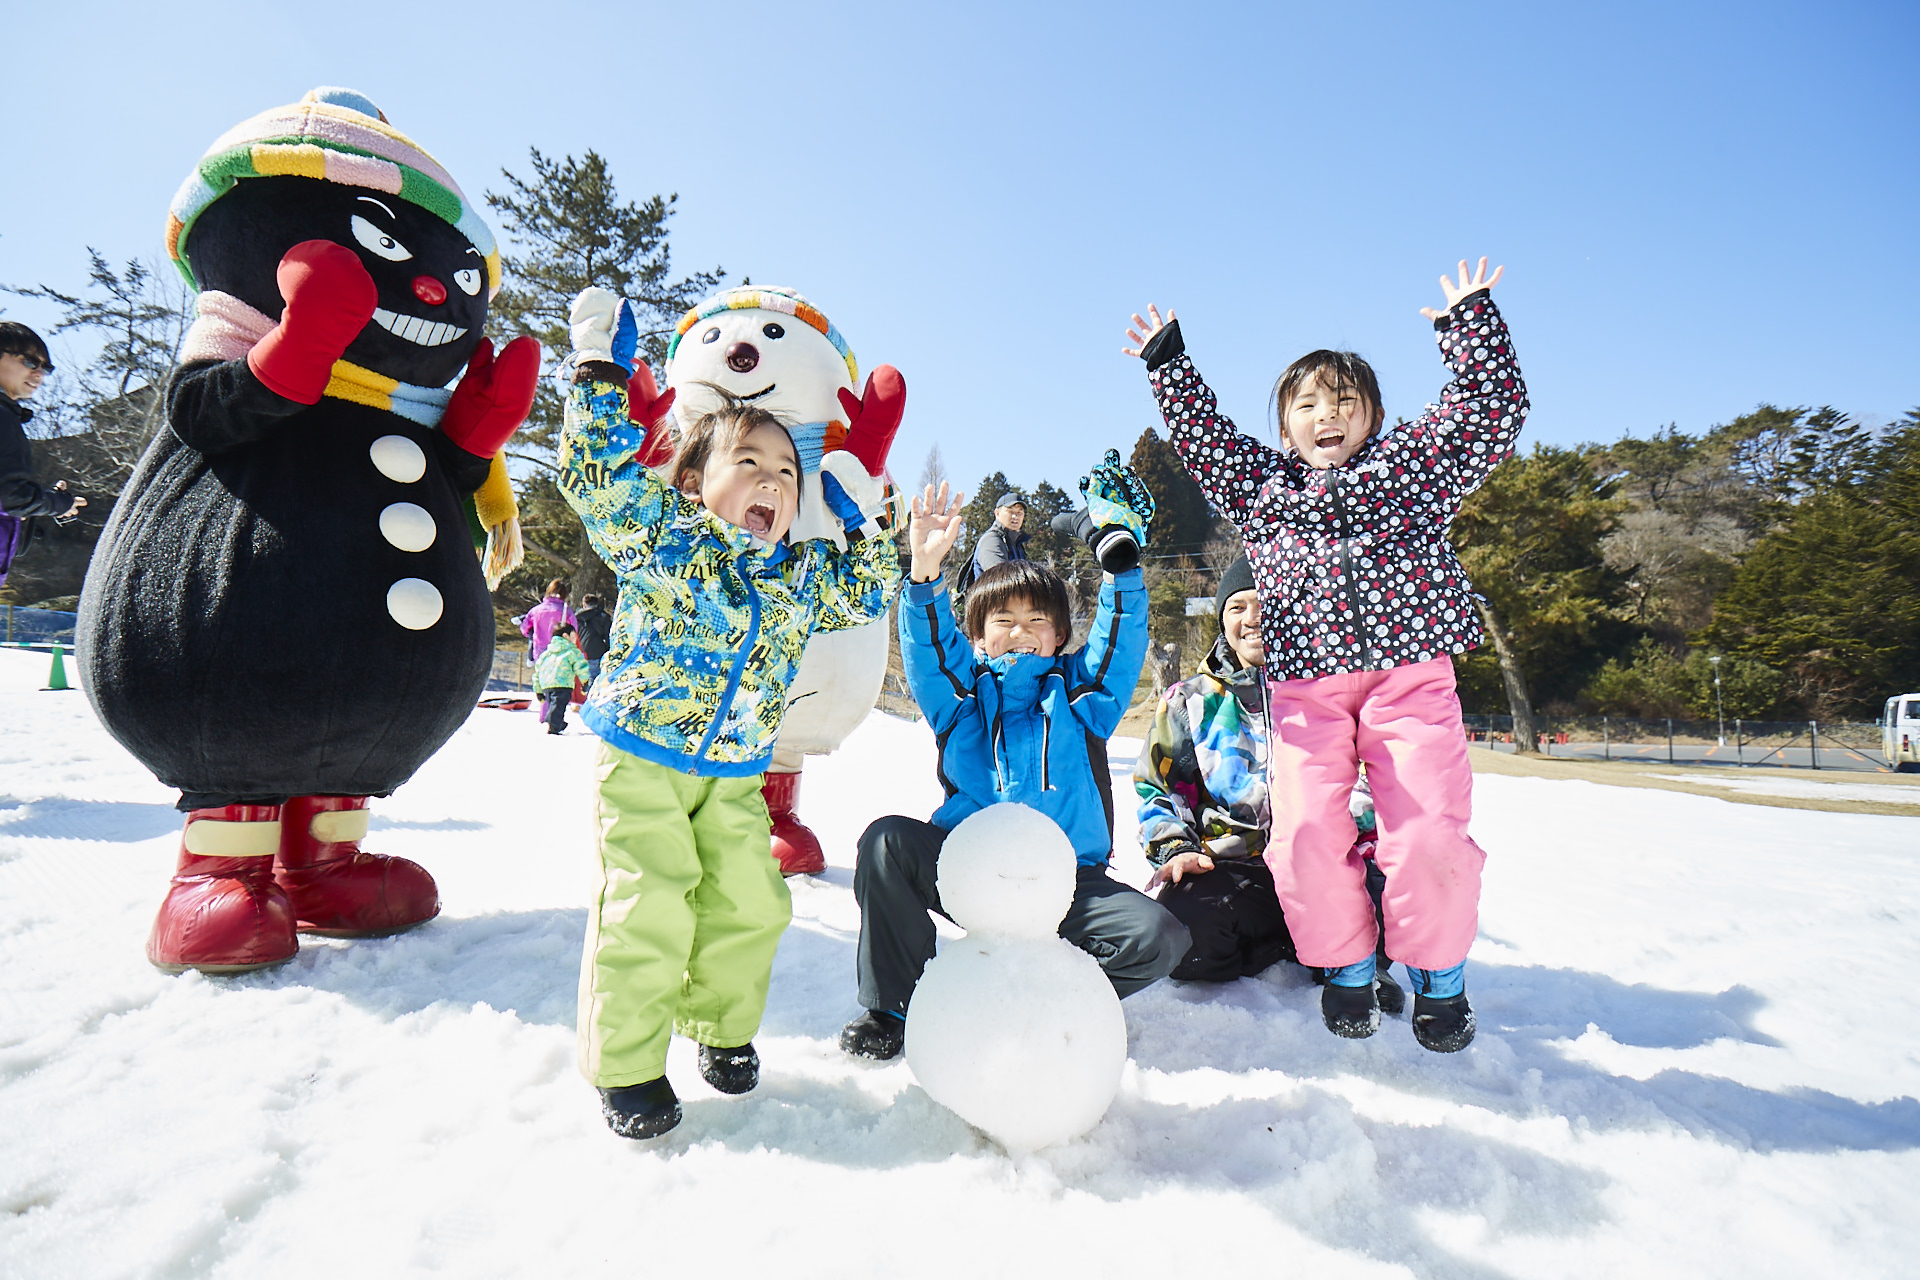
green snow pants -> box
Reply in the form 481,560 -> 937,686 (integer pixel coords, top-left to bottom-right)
577,744 -> 792,1088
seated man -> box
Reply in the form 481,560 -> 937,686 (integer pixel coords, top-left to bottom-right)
1136,558 -> 1401,1011
841,469 -> 1190,1061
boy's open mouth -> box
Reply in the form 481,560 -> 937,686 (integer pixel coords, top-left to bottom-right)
743,502 -> 776,536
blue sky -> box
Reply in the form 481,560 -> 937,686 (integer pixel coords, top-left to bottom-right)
4,0 -> 1914,496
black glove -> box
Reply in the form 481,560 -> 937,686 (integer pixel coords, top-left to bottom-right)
1051,507 -> 1141,574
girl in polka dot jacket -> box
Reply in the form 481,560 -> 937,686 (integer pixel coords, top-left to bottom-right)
1123,259 -> 1527,1053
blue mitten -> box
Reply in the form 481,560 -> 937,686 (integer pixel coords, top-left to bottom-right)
818,450 -> 887,542
1079,448 -> 1154,571
568,288 -> 642,375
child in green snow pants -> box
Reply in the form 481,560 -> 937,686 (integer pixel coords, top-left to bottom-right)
578,743 -> 793,1087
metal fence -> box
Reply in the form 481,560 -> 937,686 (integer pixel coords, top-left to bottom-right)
1,605 -> 77,647
1462,714 -> 1892,772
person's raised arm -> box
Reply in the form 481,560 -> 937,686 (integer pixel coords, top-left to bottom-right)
1397,258 -> 1529,497
897,483 -> 980,733
1123,304 -> 1287,528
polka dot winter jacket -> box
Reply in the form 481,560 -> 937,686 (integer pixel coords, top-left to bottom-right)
559,378 -> 902,776
1145,291 -> 1528,681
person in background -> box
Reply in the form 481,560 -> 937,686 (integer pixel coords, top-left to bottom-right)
0,322 -> 86,588
534,622 -> 589,735
955,493 -> 1028,595
575,592 -> 613,683
519,578 -> 576,663
1136,557 -> 1399,1011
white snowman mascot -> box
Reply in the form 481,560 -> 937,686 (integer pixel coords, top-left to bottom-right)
905,804 -> 1129,1152
661,287 -> 905,874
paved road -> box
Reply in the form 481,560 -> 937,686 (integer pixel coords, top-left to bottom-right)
1474,739 -> 1895,774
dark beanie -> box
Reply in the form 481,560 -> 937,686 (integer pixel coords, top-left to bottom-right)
1214,556 -> 1255,630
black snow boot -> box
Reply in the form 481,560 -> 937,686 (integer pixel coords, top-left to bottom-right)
1412,992 -> 1476,1053
1375,967 -> 1406,1016
839,1009 -> 906,1061
1321,981 -> 1380,1039
698,1042 -> 760,1094
600,1077 -> 681,1139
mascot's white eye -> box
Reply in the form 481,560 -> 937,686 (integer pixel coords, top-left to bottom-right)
701,327 -> 721,344
350,215 -> 413,262
453,268 -> 482,296
762,322 -> 785,340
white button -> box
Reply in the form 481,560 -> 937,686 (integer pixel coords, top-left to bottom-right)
370,435 -> 427,483
379,502 -> 437,552
387,578 -> 443,629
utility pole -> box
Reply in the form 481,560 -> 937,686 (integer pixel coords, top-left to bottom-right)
1710,654 -> 1725,747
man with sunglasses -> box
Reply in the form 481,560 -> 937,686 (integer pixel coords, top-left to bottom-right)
0,322 -> 86,588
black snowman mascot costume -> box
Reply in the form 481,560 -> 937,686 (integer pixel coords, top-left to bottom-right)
79,88 -> 539,974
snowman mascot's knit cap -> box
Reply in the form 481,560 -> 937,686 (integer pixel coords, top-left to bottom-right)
664,286 -> 858,385
165,87 -> 501,299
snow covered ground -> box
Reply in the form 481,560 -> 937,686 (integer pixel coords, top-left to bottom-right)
4,644 -> 1919,1279
1651,773 -> 1920,806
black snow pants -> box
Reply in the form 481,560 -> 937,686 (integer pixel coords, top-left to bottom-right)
1154,854 -> 1391,983
853,815 -> 1193,1017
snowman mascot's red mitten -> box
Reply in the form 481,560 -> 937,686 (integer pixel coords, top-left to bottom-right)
78,88 -> 535,972
660,288 -> 906,875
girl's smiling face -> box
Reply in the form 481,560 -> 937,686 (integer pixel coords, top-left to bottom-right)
979,595 -> 1060,660
1283,370 -> 1376,469
683,421 -> 801,542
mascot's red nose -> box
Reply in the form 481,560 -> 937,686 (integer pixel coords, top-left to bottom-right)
725,342 -> 759,373
412,275 -> 448,306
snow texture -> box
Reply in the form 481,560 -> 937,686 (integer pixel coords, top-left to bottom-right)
908,804 -> 1127,1151
4,646 -> 1920,1278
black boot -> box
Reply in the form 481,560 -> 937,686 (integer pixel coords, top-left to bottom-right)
839,1009 -> 906,1061
698,1042 -> 759,1094
1412,992 -> 1476,1052
599,1077 -> 681,1139
1321,981 -> 1379,1039
1375,966 -> 1406,1016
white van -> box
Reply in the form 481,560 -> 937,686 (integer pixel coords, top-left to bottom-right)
1884,694 -> 1920,772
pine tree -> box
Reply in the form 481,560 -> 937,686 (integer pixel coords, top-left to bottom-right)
1450,444 -> 1631,744
483,149 -> 726,611
1126,428 -> 1218,563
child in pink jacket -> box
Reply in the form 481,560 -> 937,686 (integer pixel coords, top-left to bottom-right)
1124,259 -> 1527,1052
519,578 -> 577,663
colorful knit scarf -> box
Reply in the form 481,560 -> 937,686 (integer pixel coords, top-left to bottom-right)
180,291 -> 522,586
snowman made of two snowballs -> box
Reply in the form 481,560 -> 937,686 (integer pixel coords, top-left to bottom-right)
906,804 -> 1129,1153
661,287 -> 904,875
78,87 -> 539,975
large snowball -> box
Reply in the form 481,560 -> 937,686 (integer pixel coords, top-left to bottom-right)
936,803 -> 1076,939
906,935 -> 1127,1153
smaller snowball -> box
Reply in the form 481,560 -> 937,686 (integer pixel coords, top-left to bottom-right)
378,502 -> 437,552
369,435 -> 427,483
936,803 -> 1077,938
386,578 -> 443,630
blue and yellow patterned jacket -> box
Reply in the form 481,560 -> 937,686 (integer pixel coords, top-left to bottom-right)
559,378 -> 902,776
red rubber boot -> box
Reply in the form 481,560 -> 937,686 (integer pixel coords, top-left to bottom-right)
147,805 -> 298,974
275,795 -> 440,936
762,769 -> 825,877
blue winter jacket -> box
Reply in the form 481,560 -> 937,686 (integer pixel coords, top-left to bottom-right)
900,568 -> 1149,865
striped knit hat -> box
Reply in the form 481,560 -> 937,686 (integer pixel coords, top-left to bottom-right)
664,286 -> 857,384
167,87 -> 500,299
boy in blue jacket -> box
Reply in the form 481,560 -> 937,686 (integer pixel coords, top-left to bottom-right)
840,462 -> 1191,1060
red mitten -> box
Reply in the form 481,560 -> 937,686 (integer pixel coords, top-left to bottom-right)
248,240 -> 379,404
834,364 -> 906,476
443,335 -> 541,458
625,359 -> 677,467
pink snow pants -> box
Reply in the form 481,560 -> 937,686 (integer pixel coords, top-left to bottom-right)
1263,657 -> 1484,970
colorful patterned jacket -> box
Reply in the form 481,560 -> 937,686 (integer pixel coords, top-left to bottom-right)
900,568 -> 1148,865
1143,291 -> 1528,680
1133,636 -> 1271,867
533,632 -> 589,693
1134,637 -> 1378,869
559,378 -> 902,776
